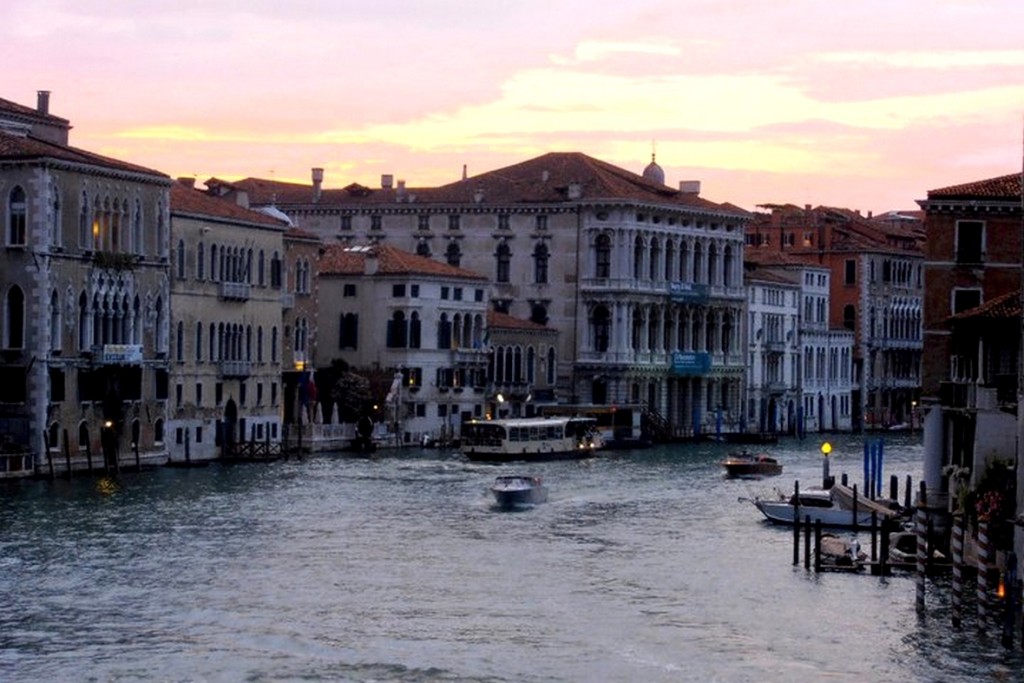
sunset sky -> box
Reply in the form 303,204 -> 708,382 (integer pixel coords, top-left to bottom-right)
7,0 -> 1024,213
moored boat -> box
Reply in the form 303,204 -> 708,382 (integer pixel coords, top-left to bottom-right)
721,451 -> 782,478
490,475 -> 548,508
750,488 -> 883,528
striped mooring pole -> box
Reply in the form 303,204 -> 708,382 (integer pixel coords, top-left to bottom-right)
977,519 -> 991,629
915,481 -> 927,613
952,513 -> 964,628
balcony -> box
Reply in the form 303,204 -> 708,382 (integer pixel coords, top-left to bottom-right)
219,281 -> 251,301
452,347 -> 488,365
219,360 -> 252,378
938,381 -> 976,410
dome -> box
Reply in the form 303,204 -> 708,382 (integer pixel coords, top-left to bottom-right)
642,153 -> 665,185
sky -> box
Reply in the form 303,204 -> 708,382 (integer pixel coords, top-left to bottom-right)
7,0 -> 1024,213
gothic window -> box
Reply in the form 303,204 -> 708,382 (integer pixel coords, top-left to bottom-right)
591,305 -> 610,353
495,242 -> 511,283
437,313 -> 452,349
595,234 -> 611,278
7,186 -> 27,246
176,239 -> 186,279
196,323 -> 203,362
50,290 -> 61,352
446,241 -> 461,267
633,236 -> 643,279
387,311 -> 408,348
79,193 -> 90,249
176,321 -> 184,362
416,240 -> 431,257
4,286 -> 24,349
533,243 -> 549,284
50,186 -> 61,247
409,312 -> 422,349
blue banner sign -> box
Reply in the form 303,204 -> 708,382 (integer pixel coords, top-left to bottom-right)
670,351 -> 711,376
668,282 -> 709,303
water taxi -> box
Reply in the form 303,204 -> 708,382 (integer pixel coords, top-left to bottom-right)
490,475 -> 548,508
460,416 -> 603,462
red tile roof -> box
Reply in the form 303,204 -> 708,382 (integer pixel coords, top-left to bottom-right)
486,309 -> 554,332
0,96 -> 70,126
170,182 -> 287,227
928,173 -> 1023,200
224,152 -> 748,216
0,130 -> 167,178
319,243 -> 486,280
947,288 -> 1020,322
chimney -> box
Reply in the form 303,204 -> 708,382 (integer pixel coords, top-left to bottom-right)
364,249 -> 379,275
177,177 -> 196,190
679,180 -> 700,195
381,174 -> 394,189
312,167 -> 324,203
397,179 -> 407,202
37,90 -> 50,115
567,182 -> 582,200
462,164 -> 468,181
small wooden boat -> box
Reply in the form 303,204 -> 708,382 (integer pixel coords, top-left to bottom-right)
721,451 -> 782,478
490,475 -> 548,509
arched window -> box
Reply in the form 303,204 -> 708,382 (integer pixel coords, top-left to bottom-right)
446,241 -> 461,267
591,305 -> 611,352
649,237 -> 660,281
132,199 -> 143,255
50,186 -> 61,247
154,418 -> 165,445
595,234 -> 611,278
437,313 -> 452,350
387,311 -> 408,348
533,242 -> 549,284
210,244 -> 219,281
546,347 -> 556,385
195,322 -> 203,362
633,236 -> 644,279
48,422 -> 60,451
843,304 -> 856,331
197,242 -> 205,280
258,249 -> 265,286
5,286 -> 25,349
209,322 -> 216,361
495,242 -> 511,283
176,239 -> 186,279
271,326 -> 279,362
416,240 -> 431,257
50,290 -> 61,352
79,193 -> 91,249
8,186 -> 27,246
409,312 -> 421,349
78,422 -> 90,451
155,296 -> 166,352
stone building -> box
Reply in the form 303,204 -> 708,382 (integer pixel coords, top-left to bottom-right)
317,242 -> 490,445
211,152 -> 750,438
917,172 -> 1023,507
747,204 -> 924,430
0,92 -> 171,474
166,180 -> 290,461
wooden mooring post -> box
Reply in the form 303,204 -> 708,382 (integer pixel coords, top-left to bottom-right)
977,518 -> 992,630
915,481 -> 927,613
792,480 -> 801,566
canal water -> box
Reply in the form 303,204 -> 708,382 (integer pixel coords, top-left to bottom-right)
2,434 -> 1022,682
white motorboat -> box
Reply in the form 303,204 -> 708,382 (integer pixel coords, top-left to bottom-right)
490,475 -> 548,509
751,488 -> 883,528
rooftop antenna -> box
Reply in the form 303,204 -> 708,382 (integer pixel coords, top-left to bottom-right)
651,139 -> 657,162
